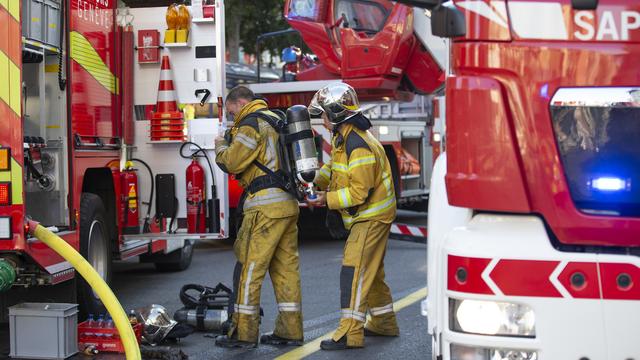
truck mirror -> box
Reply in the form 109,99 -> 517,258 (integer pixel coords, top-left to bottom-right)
431,2 -> 466,38
394,0 -> 441,9
571,0 -> 597,10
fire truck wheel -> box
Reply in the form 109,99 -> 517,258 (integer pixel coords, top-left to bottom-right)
77,193 -> 113,319
154,241 -> 194,272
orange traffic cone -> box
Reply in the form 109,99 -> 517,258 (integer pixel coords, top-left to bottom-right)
151,55 -> 185,141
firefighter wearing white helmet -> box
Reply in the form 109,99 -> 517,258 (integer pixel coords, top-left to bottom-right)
306,82 -> 399,350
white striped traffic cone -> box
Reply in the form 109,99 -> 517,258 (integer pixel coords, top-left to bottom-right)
151,55 -> 184,141
154,55 -> 182,118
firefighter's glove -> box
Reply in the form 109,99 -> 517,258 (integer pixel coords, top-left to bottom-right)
305,190 -> 326,209
214,135 -> 228,151
325,209 -> 349,240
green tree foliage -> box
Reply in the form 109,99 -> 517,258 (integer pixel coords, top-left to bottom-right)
225,0 -> 307,62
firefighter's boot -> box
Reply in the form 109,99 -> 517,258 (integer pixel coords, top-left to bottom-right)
260,333 -> 303,346
320,337 -> 357,351
228,210 -> 303,344
331,221 -> 399,348
214,335 -> 256,349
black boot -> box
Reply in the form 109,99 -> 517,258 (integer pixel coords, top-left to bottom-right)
260,333 -> 303,346
320,337 -> 358,351
215,335 -> 257,349
364,328 -> 399,337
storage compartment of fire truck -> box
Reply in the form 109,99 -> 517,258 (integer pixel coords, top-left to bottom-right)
22,28 -> 70,229
398,134 -> 426,197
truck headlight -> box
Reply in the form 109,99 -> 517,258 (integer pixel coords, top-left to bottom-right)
450,299 -> 535,337
451,344 -> 537,360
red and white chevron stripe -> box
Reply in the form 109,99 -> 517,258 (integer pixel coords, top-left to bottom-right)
448,255 -> 640,300
391,223 -> 428,238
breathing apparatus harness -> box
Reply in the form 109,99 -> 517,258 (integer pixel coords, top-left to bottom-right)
230,109 -> 303,201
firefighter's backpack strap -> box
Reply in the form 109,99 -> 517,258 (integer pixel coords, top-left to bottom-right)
241,110 -> 298,198
345,130 -> 371,158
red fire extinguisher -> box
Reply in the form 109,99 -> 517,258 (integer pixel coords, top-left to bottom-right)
121,161 -> 140,234
186,158 -> 206,233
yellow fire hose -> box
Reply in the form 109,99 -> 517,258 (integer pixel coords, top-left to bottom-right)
28,220 -> 141,360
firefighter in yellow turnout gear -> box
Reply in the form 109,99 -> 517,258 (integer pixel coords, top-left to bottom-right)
214,86 -> 303,348
307,83 -> 399,350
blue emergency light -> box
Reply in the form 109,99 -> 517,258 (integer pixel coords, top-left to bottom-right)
590,177 -> 630,192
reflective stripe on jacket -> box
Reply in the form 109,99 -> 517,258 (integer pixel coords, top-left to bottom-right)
315,122 -> 396,228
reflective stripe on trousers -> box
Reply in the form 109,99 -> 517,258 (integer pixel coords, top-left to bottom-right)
234,304 -> 259,315
341,309 -> 366,322
278,302 -> 301,312
369,303 -> 394,316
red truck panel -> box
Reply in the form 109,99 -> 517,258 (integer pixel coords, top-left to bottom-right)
69,0 -> 118,140
445,75 -> 530,213
448,0 -> 640,247
0,2 -> 26,250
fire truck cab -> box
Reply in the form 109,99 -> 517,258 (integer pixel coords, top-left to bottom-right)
0,0 -> 229,318
403,0 -> 640,359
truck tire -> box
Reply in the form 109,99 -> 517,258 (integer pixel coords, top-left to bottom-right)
154,241 -> 194,272
77,193 -> 112,319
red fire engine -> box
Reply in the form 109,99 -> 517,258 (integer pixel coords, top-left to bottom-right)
0,0 -> 229,318
400,0 -> 640,358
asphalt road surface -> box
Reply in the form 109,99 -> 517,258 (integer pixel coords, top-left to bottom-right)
2,210 -> 429,360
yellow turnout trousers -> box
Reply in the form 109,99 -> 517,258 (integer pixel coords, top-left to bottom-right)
228,209 -> 303,342
333,220 -> 399,347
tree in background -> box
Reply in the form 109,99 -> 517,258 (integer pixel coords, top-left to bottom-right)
225,0 -> 306,64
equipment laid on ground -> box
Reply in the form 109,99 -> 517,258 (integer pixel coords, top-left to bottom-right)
174,283 -> 231,332
140,345 -> 189,360
25,222 -> 142,359
138,304 -> 179,346
78,315 -> 144,354
9,302 -> 78,359
174,308 -> 228,333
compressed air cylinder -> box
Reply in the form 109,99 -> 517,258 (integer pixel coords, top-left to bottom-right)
286,105 -> 319,184
174,308 -> 228,331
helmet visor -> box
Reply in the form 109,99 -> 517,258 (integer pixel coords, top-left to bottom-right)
308,91 -> 324,116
